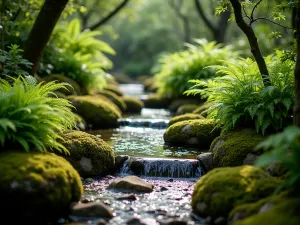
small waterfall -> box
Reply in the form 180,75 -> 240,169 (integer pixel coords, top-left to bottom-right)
118,157 -> 202,178
118,119 -> 169,129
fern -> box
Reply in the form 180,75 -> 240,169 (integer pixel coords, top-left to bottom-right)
153,39 -> 239,97
185,52 -> 295,135
256,126 -> 300,194
0,76 -> 75,154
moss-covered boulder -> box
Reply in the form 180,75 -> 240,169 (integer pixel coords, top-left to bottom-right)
210,129 -> 265,168
143,94 -> 170,109
193,103 -> 212,117
169,113 -> 204,126
168,98 -> 203,113
68,95 -> 121,129
96,90 -> 127,112
42,74 -> 81,96
229,193 -> 300,225
143,77 -> 158,92
103,84 -> 123,96
0,151 -> 83,223
164,119 -> 220,148
176,104 -> 199,115
60,130 -> 115,177
191,165 -> 281,219
123,96 -> 144,113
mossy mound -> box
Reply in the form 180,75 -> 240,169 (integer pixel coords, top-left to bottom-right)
164,119 -> 220,148
143,94 -> 170,109
193,103 -> 212,117
210,129 -> 265,167
229,193 -> 300,225
0,151 -> 83,223
176,104 -> 200,115
60,130 -> 115,177
103,84 -> 124,96
168,113 -> 204,126
74,113 -> 87,130
68,95 -> 121,129
191,165 -> 281,219
143,77 -> 158,92
123,96 -> 144,113
168,98 -> 203,113
96,90 -> 127,112
42,74 -> 81,96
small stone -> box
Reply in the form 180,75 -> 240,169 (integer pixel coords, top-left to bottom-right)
85,178 -> 94,183
214,217 -> 226,225
116,194 -> 137,201
159,218 -> 187,225
96,219 -> 108,225
160,186 -> 169,191
107,176 -> 154,193
259,203 -> 274,213
242,153 -> 258,165
126,217 -> 145,225
70,202 -> 113,218
80,199 -> 90,203
167,178 -> 174,182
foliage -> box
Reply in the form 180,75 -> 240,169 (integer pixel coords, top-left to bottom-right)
185,51 -> 295,135
154,39 -> 238,97
39,19 -> 115,91
256,126 -> 300,194
0,76 -> 75,154
0,45 -> 32,78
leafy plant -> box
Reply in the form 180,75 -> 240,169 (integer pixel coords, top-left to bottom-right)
153,39 -> 238,97
0,45 -> 33,78
39,19 -> 115,91
0,76 -> 75,154
185,51 -> 295,135
255,126 -> 300,194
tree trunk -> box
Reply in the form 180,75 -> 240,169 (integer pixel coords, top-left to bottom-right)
294,1 -> 300,126
23,0 -> 68,75
229,0 -> 270,86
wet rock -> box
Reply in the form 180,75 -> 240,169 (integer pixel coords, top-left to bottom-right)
159,218 -> 187,225
81,199 -> 90,203
115,155 -> 130,171
168,178 -> 174,182
116,194 -> 137,201
70,202 -> 113,218
123,96 -> 144,113
107,176 -> 154,193
85,178 -> 94,183
265,162 -> 287,177
130,158 -> 145,175
160,186 -> 169,191
126,217 -> 146,225
96,219 -> 108,225
214,217 -> 227,225
242,153 -> 259,165
197,152 -> 213,172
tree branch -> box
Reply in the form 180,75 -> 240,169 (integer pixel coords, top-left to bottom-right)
250,0 -> 263,21
252,17 -> 294,30
88,0 -> 130,31
194,0 -> 216,32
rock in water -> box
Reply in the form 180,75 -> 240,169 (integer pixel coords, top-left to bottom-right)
70,202 -> 113,218
107,176 -> 154,193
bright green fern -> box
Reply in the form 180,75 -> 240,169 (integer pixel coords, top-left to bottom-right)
185,51 -> 295,135
0,76 -> 76,154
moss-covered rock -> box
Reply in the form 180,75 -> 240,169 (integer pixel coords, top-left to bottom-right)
59,130 -> 115,177
68,95 -> 121,129
210,129 -> 265,168
96,90 -> 127,112
168,98 -> 203,113
143,94 -> 171,109
143,77 -> 158,92
176,104 -> 199,115
123,96 -> 144,113
229,193 -> 300,225
191,165 -> 281,219
103,84 -> 124,96
169,113 -> 204,126
0,151 -> 83,223
42,74 -> 82,96
164,119 -> 220,148
193,103 -> 212,117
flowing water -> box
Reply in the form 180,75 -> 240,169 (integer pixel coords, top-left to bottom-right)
68,84 -> 206,225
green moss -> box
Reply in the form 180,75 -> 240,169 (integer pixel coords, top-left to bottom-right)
103,84 -> 124,96
60,130 -> 115,177
164,119 -> 220,148
0,151 -> 82,223
143,77 -> 158,92
169,113 -> 204,126
176,104 -> 199,115
42,74 -> 81,96
210,129 -> 265,167
96,90 -> 127,112
230,193 -> 300,225
193,103 -> 212,117
123,96 -> 144,113
168,98 -> 203,112
143,94 -> 170,109
191,165 -> 282,218
68,95 -> 121,129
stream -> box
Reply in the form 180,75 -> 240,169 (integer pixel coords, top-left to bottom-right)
67,84 -> 206,225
